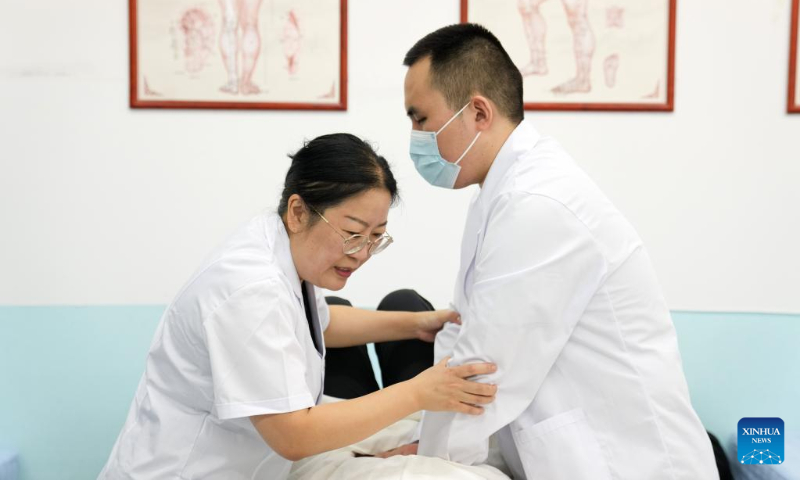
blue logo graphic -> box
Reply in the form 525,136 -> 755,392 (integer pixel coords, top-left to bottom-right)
738,417 -> 784,465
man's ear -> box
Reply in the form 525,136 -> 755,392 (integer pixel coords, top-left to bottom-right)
470,95 -> 494,132
285,194 -> 308,234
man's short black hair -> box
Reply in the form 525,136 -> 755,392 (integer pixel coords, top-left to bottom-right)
404,23 -> 524,123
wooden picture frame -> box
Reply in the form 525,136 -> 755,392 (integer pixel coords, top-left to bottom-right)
789,0 -> 800,113
461,0 -> 676,111
129,0 -> 347,110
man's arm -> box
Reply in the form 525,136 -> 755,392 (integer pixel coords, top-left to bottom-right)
417,193 -> 608,465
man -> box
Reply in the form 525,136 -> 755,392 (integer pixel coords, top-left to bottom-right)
401,23 -> 718,479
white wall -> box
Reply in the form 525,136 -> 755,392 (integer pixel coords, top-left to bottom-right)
1,0 -> 798,313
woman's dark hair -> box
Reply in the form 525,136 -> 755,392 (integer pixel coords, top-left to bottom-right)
278,133 -> 399,223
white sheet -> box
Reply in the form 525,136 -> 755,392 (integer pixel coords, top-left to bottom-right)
289,398 -> 510,480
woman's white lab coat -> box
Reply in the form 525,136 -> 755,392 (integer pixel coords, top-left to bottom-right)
417,122 -> 719,479
99,213 -> 328,480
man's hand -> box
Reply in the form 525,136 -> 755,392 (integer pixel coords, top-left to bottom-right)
375,442 -> 419,458
414,309 -> 461,342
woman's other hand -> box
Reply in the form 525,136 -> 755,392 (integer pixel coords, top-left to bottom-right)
414,309 -> 461,342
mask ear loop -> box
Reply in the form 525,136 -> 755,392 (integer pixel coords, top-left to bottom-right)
454,131 -> 482,165
435,102 -> 472,136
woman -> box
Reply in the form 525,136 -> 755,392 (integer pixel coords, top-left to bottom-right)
99,134 -> 497,479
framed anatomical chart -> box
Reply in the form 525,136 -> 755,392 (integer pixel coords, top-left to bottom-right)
129,0 -> 346,109
462,0 -> 676,111
789,0 -> 799,113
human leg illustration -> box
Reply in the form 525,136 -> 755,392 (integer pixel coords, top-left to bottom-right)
518,0 -> 550,76
218,0 -> 239,93
551,0 -> 595,94
218,0 -> 263,94
238,0 -> 264,94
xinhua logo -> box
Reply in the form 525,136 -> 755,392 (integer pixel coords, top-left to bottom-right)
738,417 -> 784,465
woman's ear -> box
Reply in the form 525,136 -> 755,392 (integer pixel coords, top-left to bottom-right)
470,95 -> 493,132
285,194 -> 308,234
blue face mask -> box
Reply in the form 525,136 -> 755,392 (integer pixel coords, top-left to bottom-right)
409,103 -> 482,189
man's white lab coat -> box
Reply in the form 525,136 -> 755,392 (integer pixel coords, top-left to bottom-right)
418,121 -> 718,479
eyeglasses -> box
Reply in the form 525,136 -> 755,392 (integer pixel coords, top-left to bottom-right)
312,208 -> 393,255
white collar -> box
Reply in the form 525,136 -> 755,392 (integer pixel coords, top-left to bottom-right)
476,121 -> 541,214
267,213 -> 304,301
